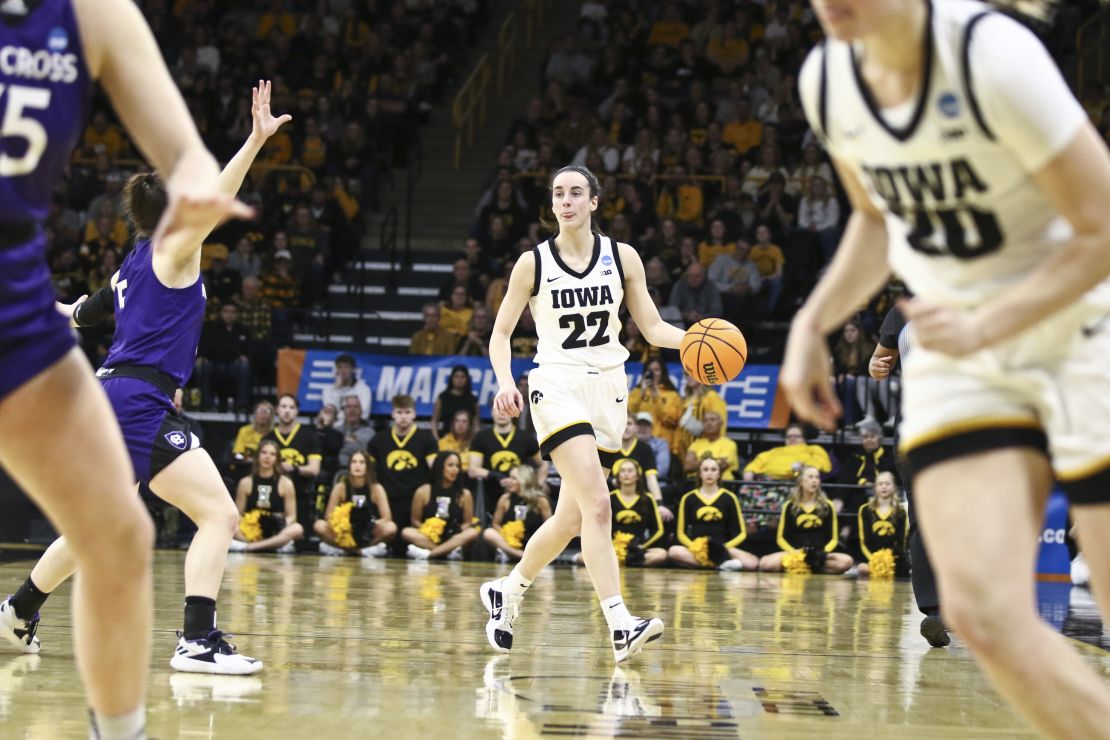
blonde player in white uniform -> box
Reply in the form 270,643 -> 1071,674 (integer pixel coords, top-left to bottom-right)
781,1 -> 1110,737
480,165 -> 688,662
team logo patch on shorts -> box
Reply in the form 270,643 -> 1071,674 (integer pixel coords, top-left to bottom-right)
937,91 -> 960,118
165,431 -> 188,450
530,390 -> 543,405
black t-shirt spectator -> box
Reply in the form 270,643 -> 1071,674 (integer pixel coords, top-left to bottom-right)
470,427 -> 540,475
609,438 -> 659,480
435,389 -> 479,438
367,426 -> 439,503
204,265 -> 241,306
199,318 -> 250,363
263,423 -> 322,500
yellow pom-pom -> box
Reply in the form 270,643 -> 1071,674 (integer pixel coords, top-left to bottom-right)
239,509 -> 264,542
420,516 -> 447,544
500,519 -> 525,550
689,536 -> 714,568
328,502 -> 357,549
869,548 -> 896,579
782,549 -> 811,575
612,531 -> 636,566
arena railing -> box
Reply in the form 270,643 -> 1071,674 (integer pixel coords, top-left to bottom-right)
452,54 -> 490,170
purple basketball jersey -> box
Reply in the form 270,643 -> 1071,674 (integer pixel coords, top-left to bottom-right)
0,0 -> 92,223
103,240 -> 206,389
0,0 -> 92,399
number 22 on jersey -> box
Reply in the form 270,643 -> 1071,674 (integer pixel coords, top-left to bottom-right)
0,84 -> 50,176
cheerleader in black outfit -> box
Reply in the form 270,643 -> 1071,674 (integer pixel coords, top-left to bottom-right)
758,466 -> 853,574
483,464 -> 553,562
402,451 -> 480,560
314,451 -> 398,557
857,471 -> 908,578
669,457 -> 759,571
231,440 -> 304,553
576,460 -> 669,567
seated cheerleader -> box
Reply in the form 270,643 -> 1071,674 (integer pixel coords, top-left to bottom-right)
857,471 -> 908,578
314,451 -> 398,557
483,464 -> 553,563
758,466 -> 854,574
230,440 -> 304,553
668,457 -> 760,571
401,451 -> 480,560
575,459 -> 669,567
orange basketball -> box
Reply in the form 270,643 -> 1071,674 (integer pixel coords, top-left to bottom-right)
680,318 -> 747,386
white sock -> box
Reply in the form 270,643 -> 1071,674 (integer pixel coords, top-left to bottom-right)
600,594 -> 632,632
90,707 -> 145,740
501,567 -> 533,600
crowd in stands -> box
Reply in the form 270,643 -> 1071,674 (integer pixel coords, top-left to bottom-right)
52,0 -> 489,409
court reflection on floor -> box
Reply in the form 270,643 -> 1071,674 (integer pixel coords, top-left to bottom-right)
1,554 -> 1105,738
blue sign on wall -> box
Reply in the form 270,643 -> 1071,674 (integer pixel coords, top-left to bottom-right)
292,351 -> 783,429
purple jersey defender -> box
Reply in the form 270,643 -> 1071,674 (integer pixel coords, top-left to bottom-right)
99,239 -> 207,482
0,0 -> 93,399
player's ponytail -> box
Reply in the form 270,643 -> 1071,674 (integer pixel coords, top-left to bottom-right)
122,172 -> 167,238
545,164 -> 605,236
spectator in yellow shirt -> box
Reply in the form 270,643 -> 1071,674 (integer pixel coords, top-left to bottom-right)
410,303 -> 460,356
82,111 -> 127,159
678,372 -> 728,456
439,284 -> 474,337
648,5 -> 690,48
749,224 -> 785,316
683,411 -> 740,480
722,99 -> 762,155
437,409 -> 475,465
232,401 -> 276,463
743,424 -> 832,481
628,359 -> 684,456
706,21 -> 750,76
697,218 -> 735,267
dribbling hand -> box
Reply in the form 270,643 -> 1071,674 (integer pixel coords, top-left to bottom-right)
780,318 -> 842,432
493,385 -> 524,418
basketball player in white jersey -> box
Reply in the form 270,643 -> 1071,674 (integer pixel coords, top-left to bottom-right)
781,1 -> 1110,736
480,165 -> 688,662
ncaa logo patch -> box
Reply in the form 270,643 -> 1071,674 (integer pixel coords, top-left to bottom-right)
601,255 -> 613,266
47,27 -> 68,52
937,92 -> 960,118
164,431 -> 188,450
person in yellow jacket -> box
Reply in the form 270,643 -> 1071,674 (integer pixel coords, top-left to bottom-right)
677,371 -> 727,458
742,424 -> 831,480
627,359 -> 683,456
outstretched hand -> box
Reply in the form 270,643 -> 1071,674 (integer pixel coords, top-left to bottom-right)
251,79 -> 292,141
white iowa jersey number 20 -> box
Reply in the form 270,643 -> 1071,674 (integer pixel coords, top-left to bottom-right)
799,0 -> 1087,307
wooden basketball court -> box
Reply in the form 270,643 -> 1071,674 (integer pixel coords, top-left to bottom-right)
0,552 -> 1106,738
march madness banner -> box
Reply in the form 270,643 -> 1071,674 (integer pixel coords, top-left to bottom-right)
278,349 -> 790,429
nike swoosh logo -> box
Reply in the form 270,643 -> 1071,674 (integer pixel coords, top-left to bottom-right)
615,396 -> 625,403
546,276 -> 562,283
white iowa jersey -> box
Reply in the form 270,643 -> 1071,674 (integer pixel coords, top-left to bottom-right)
799,0 -> 1093,309
529,233 -> 628,369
